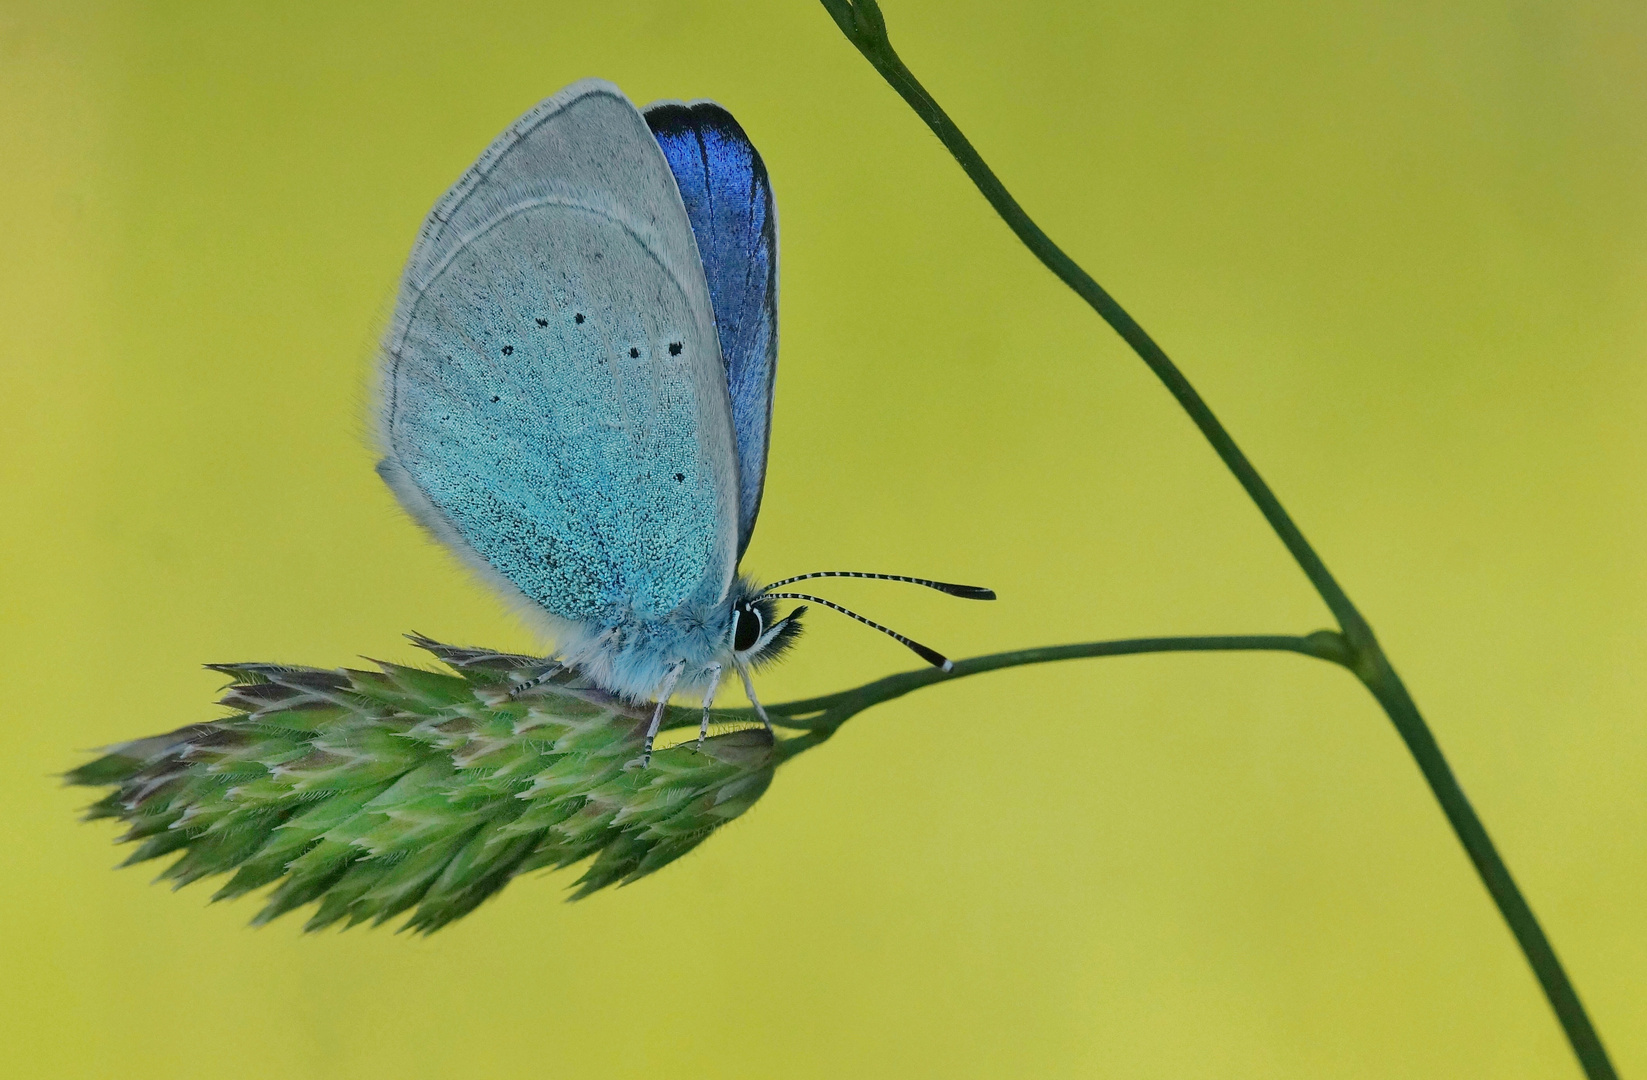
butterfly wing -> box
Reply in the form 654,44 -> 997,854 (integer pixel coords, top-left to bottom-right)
643,100 -> 778,562
377,79 -> 739,630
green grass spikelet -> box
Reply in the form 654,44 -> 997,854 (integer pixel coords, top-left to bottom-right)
68,636 -> 783,933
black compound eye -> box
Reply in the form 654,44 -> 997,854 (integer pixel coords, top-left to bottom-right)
733,604 -> 763,652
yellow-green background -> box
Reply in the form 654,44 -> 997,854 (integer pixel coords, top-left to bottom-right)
4,2 -> 1644,1076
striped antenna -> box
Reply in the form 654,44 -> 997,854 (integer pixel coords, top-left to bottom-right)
760,591 -> 955,672
760,571 -> 995,601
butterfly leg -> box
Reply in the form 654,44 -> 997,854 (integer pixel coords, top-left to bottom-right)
640,660 -> 686,768
507,661 -> 564,700
732,658 -> 774,735
696,663 -> 723,749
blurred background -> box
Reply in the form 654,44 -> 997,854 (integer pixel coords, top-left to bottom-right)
3,1 -> 1644,1076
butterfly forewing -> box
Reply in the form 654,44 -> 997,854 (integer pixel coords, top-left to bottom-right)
644,100 -> 779,561
378,80 -> 740,627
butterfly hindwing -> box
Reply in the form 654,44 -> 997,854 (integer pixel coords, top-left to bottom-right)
377,80 -> 740,628
644,100 -> 778,562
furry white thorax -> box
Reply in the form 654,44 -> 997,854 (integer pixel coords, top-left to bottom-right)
544,573 -> 779,702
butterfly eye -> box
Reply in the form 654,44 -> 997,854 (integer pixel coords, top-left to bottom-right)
733,604 -> 763,652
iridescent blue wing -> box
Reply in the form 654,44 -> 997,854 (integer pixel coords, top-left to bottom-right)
376,80 -> 740,631
643,100 -> 777,562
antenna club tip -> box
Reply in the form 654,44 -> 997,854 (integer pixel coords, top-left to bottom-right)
940,658 -> 955,673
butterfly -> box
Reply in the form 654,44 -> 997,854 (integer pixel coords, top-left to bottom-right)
374,79 -> 991,765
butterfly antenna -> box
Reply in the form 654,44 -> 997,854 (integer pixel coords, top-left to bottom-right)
759,592 -> 958,672
761,571 -> 995,601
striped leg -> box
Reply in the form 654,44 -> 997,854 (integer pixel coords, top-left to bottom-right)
640,661 -> 686,768
696,664 -> 723,749
733,658 -> 773,735
507,662 -> 563,699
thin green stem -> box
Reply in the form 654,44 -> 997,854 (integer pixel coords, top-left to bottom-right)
765,632 -> 1347,729
664,632 -> 1346,740
815,2 -> 1616,1077
680,633 -> 1346,761
1361,659 -> 1617,1077
819,0 -> 1371,649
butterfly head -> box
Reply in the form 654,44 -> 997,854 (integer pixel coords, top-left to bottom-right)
727,582 -> 805,669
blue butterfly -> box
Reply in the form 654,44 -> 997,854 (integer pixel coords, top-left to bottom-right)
375,80 -> 991,763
